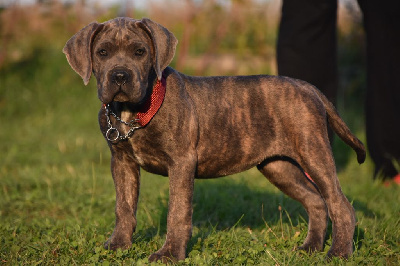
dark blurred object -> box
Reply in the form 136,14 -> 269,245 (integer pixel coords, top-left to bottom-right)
277,0 -> 400,180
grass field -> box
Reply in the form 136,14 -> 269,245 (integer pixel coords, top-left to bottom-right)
1,12 -> 400,265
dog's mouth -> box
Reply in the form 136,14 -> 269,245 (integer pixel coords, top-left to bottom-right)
112,90 -> 130,103
104,89 -> 147,107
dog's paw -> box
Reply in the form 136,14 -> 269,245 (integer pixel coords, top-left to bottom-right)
148,246 -> 185,263
326,246 -> 352,260
148,252 -> 176,264
295,234 -> 324,254
103,237 -> 132,250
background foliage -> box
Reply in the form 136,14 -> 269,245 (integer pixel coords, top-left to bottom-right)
1,0 -> 399,265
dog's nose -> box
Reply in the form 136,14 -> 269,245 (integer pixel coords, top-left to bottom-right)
112,71 -> 129,86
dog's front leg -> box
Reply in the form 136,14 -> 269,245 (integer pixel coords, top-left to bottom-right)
149,155 -> 196,263
104,151 -> 140,250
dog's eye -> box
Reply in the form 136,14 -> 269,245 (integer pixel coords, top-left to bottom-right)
98,49 -> 108,56
135,48 -> 145,56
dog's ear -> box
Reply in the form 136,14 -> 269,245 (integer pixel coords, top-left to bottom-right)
63,22 -> 104,85
137,18 -> 178,80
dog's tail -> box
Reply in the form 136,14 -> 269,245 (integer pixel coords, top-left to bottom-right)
313,87 -> 366,164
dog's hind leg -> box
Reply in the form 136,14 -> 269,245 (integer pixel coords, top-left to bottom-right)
258,157 -> 328,253
298,147 -> 356,259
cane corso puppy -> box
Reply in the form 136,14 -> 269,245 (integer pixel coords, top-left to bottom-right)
63,17 -> 365,262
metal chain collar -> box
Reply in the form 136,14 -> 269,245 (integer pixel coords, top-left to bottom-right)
104,104 -> 141,143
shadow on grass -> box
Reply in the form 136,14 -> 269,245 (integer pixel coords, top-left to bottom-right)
134,174 -> 371,254
191,179 -> 305,229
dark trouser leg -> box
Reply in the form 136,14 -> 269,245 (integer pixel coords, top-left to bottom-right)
358,0 -> 400,179
277,0 -> 338,105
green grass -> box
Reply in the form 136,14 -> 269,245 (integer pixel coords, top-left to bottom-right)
1,47 -> 400,265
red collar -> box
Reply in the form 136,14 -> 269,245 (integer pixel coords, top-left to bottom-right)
136,74 -> 166,127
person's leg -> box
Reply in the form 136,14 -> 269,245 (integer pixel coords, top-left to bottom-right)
358,0 -> 400,180
277,0 -> 338,105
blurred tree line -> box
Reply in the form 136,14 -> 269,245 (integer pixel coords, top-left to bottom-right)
0,0 -> 279,76
0,0 -> 365,84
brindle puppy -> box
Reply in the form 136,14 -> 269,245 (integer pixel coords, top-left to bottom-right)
63,17 -> 365,263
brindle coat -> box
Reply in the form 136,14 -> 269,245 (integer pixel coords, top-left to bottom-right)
63,17 -> 366,263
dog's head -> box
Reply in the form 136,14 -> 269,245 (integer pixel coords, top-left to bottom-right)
63,17 -> 177,105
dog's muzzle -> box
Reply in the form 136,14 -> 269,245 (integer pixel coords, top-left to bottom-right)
112,70 -> 130,86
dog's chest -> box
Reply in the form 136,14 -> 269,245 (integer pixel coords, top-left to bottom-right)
128,135 -> 169,176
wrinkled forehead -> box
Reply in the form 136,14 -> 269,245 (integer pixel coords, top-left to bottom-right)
94,18 -> 149,45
